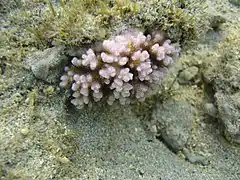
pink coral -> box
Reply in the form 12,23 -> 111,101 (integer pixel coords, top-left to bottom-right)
60,29 -> 180,109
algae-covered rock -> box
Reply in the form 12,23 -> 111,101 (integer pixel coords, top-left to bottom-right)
201,14 -> 240,144
210,18 -> 240,93
178,66 -> 199,85
151,100 -> 195,152
215,92 -> 240,144
25,0 -> 210,48
26,46 -> 67,83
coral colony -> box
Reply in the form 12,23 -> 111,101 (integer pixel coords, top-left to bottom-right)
60,29 -> 180,109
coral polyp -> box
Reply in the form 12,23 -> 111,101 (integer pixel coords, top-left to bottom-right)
60,29 -> 180,109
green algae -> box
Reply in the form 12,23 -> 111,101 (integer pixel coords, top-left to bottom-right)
0,0 -> 211,66
30,0 -> 209,47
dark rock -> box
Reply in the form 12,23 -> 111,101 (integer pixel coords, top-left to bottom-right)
151,100 -> 195,152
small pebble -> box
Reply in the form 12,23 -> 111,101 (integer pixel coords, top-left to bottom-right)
58,156 -> 70,164
183,148 -> 209,165
204,103 -> 217,117
20,128 -> 29,136
25,97 -> 30,104
150,125 -> 158,133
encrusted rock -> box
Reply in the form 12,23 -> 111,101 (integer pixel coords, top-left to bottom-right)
178,66 -> 199,85
215,92 -> 240,144
26,47 -> 67,83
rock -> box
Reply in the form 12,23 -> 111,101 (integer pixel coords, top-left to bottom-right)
26,47 -> 67,83
203,21 -> 240,144
58,156 -> 70,164
183,148 -> 209,165
31,60 -> 49,80
204,103 -> 217,117
210,27 -> 240,94
202,68 -> 214,84
215,92 -> 240,144
20,128 -> 29,136
151,100 -> 195,152
178,66 -> 199,85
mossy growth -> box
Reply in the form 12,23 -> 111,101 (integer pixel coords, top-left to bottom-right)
217,23 -> 240,62
212,21 -> 240,92
131,0 -> 209,46
28,0 -> 209,48
28,0 -> 142,47
0,0 -> 46,63
1,0 -> 210,65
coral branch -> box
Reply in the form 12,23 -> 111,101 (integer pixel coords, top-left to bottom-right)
60,29 -> 180,109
